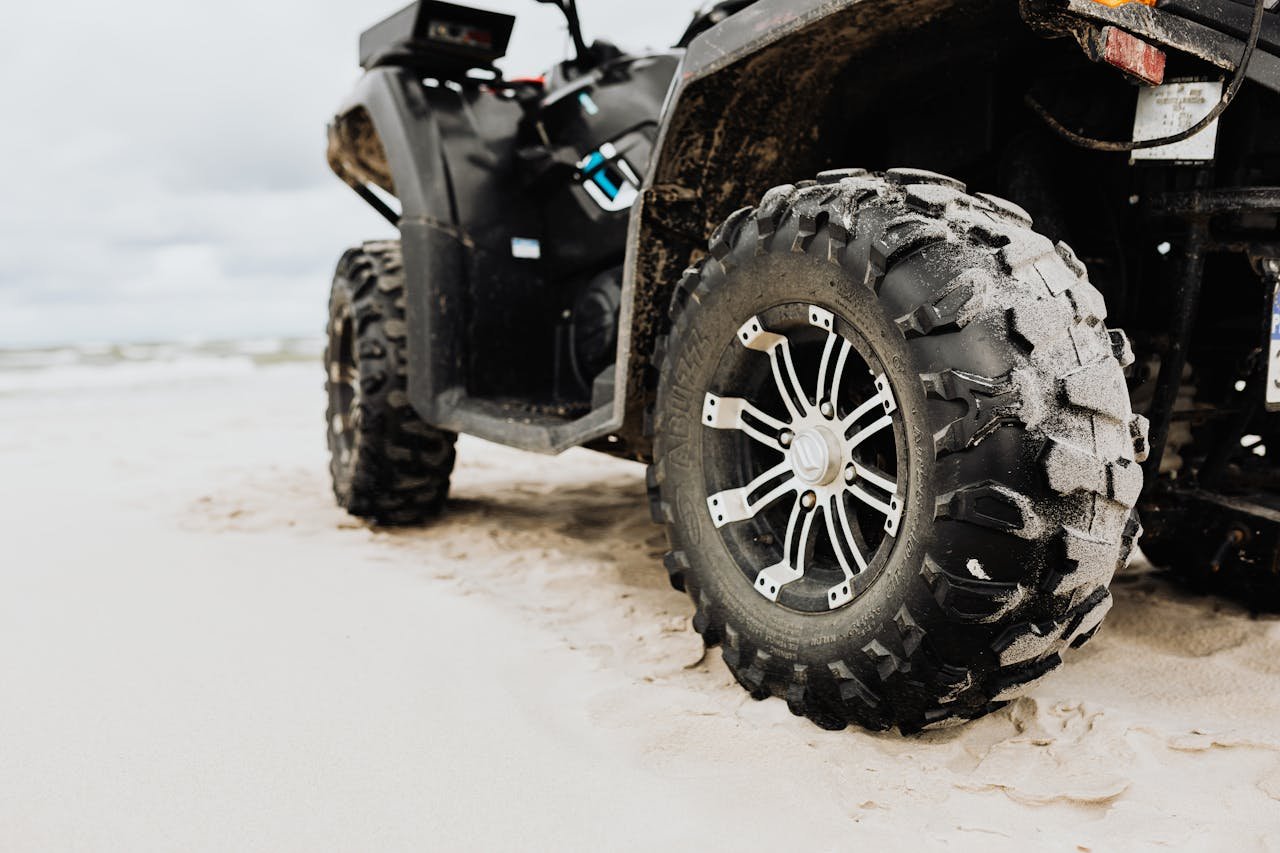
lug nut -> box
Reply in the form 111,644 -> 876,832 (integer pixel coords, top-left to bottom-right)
844,464 -> 857,483
820,401 -> 834,418
779,430 -> 794,447
801,491 -> 817,509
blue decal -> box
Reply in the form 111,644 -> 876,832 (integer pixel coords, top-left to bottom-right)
592,171 -> 619,199
578,91 -> 600,116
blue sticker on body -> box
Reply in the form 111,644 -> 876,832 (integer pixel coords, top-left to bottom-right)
578,91 -> 600,116
511,237 -> 541,260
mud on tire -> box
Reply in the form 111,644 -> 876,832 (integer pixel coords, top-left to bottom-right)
647,169 -> 1148,732
325,241 -> 456,525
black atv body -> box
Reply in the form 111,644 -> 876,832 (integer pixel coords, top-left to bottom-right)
325,0 -> 1280,730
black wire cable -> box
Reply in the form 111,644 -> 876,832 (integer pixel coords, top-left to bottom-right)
1025,0 -> 1267,152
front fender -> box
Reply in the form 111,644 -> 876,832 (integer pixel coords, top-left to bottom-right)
327,68 -> 468,422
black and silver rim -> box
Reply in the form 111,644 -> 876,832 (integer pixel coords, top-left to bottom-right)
328,304 -> 360,466
702,303 -> 907,613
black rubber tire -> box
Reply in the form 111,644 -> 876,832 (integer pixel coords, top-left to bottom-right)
648,169 -> 1148,733
325,241 -> 456,526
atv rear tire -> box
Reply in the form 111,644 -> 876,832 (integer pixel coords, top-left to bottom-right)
648,169 -> 1147,732
325,242 -> 456,525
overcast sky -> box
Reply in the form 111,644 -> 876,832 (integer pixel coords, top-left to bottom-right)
0,0 -> 709,347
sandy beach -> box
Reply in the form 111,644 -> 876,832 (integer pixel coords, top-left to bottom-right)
2,348 -> 1279,851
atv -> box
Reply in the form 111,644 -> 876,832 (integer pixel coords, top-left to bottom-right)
324,0 -> 1280,732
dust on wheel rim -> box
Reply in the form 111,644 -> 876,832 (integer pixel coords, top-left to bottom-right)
700,302 -> 908,613
327,302 -> 360,465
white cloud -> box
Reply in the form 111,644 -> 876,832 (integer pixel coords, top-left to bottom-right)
0,0 -> 711,346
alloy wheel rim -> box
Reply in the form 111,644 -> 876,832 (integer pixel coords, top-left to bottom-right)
701,303 -> 906,613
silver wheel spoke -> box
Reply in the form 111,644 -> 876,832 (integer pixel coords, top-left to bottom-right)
815,332 -> 838,403
848,481 -> 904,536
853,462 -> 896,495
841,392 -> 886,433
823,496 -> 866,609
848,482 -> 894,517
755,495 -> 818,602
848,414 -> 893,449
703,393 -> 788,451
769,338 -> 810,421
707,461 -> 796,527
825,495 -> 868,575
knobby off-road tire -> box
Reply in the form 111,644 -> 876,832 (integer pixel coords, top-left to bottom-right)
648,169 -> 1149,732
325,241 -> 456,525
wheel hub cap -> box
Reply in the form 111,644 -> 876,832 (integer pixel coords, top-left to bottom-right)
791,427 -> 841,485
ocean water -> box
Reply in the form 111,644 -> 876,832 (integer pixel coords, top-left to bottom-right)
0,337 -> 323,395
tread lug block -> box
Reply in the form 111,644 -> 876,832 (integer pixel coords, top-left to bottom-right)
1117,513 -> 1143,572
904,183 -> 967,217
663,550 -> 689,592
993,619 -> 1065,667
937,481 -> 1042,539
668,268 -> 701,320
1008,298 -> 1075,353
895,268 -> 993,338
1060,359 -> 1130,423
989,653 -> 1063,702
996,233 -> 1070,295
817,168 -> 870,184
737,650 -> 772,697
935,664 -> 976,705
920,556 -> 1027,624
1045,526 -> 1117,603
862,640 -> 904,681
922,369 -> 1022,455
870,217 -> 951,291
691,590 -> 718,642
1129,414 -> 1151,463
828,660 -> 880,707
1041,438 -> 1108,496
885,167 -> 966,191
792,208 -> 830,253
708,206 -> 753,269
720,623 -> 743,668
1065,286 -> 1108,325
754,184 -> 797,248
974,193 -> 1033,228
1064,588 -> 1113,648
1107,458 -> 1143,506
893,606 -> 925,656
1054,241 -> 1089,279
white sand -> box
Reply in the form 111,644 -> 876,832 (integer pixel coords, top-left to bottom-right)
3,362 -> 1279,851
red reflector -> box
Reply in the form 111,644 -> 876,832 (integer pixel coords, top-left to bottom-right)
1101,26 -> 1167,86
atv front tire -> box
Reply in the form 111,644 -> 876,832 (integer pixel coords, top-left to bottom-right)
648,169 -> 1147,732
325,242 -> 456,525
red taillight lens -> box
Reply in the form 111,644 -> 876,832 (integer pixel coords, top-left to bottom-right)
1098,25 -> 1167,86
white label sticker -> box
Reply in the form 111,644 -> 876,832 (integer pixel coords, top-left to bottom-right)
511,237 -> 541,259
1131,81 -> 1223,162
